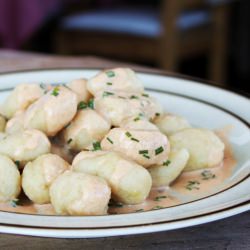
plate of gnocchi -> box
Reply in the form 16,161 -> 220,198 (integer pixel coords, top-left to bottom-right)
0,68 -> 249,238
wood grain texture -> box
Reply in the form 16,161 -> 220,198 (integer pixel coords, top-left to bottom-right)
0,50 -> 249,249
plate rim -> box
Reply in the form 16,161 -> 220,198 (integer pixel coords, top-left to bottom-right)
0,68 -> 249,235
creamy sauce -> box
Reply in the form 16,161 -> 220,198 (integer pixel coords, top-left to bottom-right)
0,129 -> 237,215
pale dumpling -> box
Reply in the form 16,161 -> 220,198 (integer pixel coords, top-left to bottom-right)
0,154 -> 21,202
154,114 -> 191,135
5,111 -> 24,134
62,109 -> 111,151
50,170 -> 111,215
148,149 -> 189,187
23,86 -> 77,136
87,68 -> 144,96
72,151 -> 152,204
94,91 -> 163,126
120,116 -> 159,131
0,84 -> 44,119
22,154 -> 70,204
101,128 -> 170,167
67,78 -> 92,104
169,128 -> 225,171
0,129 -> 51,168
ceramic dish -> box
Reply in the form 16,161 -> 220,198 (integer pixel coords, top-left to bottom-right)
0,69 -> 249,238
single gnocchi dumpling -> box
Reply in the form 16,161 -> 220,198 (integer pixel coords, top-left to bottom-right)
87,68 -> 144,96
5,111 -> 24,134
0,129 -> 51,168
154,114 -> 191,136
72,151 -> 152,204
50,170 -> 111,215
169,128 -> 225,171
94,91 -> 163,126
67,78 -> 92,104
23,86 -> 77,136
62,109 -> 111,151
0,154 -> 21,202
0,115 -> 6,132
101,128 -> 170,167
0,84 -> 44,119
120,116 -> 159,131
22,154 -> 70,204
148,149 -> 189,187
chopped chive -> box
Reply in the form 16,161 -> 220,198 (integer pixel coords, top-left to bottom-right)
39,83 -> 46,89
77,101 -> 88,110
163,160 -> 171,166
106,70 -> 115,77
125,131 -> 132,138
142,93 -> 149,97
139,113 -> 144,117
87,99 -> 94,109
185,180 -> 200,190
118,96 -> 126,99
10,199 -> 19,207
14,161 -> 20,169
155,146 -> 164,155
62,83 -> 71,90
51,86 -> 60,96
155,113 -> 160,116
139,150 -> 149,155
131,137 -> 139,142
152,205 -> 164,210
201,170 -> 216,180
67,138 -> 73,144
133,117 -> 140,122
106,82 -> 112,85
142,154 -> 150,159
154,195 -> 167,201
92,141 -> 101,151
130,95 -> 139,99
107,137 -> 113,144
135,209 -> 144,212
103,91 -> 114,97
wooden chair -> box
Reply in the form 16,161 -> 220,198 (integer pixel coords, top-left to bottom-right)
54,0 -> 230,85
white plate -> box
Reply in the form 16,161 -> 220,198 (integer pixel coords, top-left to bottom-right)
0,69 -> 249,238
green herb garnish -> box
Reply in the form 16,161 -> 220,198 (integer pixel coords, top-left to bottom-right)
131,137 -> 139,142
107,137 -> 113,144
14,161 -> 20,169
139,150 -> 149,155
142,93 -> 149,97
106,82 -> 112,86
155,146 -> 164,155
10,199 -> 19,207
67,138 -> 73,144
130,95 -> 139,99
51,86 -> 60,96
77,101 -> 88,110
142,154 -> 150,159
106,71 -> 115,77
155,113 -> 160,116
125,131 -> 132,138
92,141 -> 101,151
163,160 -> 171,166
185,181 -> 200,190
87,99 -> 94,109
103,91 -> 114,97
154,195 -> 167,201
133,117 -> 140,122
201,170 -> 216,180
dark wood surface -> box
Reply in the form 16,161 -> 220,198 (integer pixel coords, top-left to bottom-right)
0,50 -> 249,250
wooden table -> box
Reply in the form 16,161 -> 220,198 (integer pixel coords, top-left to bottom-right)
0,50 -> 249,250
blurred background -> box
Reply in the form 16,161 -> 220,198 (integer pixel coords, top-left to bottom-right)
0,0 -> 249,93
